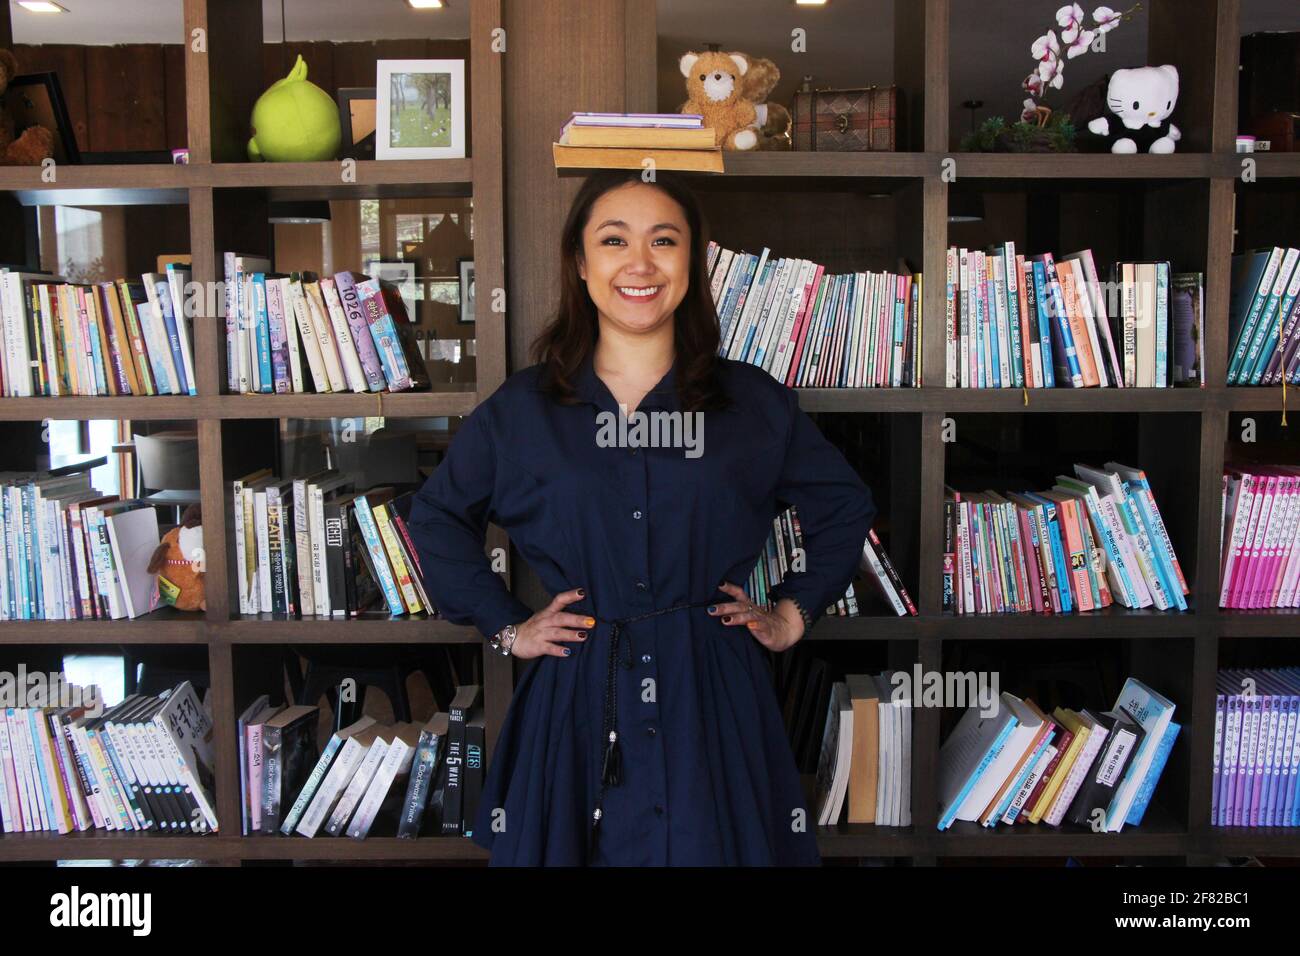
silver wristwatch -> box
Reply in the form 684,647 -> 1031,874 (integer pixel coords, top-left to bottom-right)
488,622 -> 519,657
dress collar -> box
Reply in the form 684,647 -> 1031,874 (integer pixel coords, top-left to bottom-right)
573,349 -> 681,414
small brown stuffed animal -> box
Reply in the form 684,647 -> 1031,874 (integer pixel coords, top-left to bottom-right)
734,53 -> 792,151
679,50 -> 759,150
0,49 -> 56,166
148,504 -> 206,612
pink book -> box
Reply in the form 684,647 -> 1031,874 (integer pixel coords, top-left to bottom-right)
1282,494 -> 1300,605
247,723 -> 265,832
1256,474 -> 1296,608
1239,474 -> 1278,608
783,266 -> 824,387
1220,472 -> 1254,607
1020,505 -> 1047,613
1225,473 -> 1262,608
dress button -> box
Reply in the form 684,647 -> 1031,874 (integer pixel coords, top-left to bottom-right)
641,654 -> 652,664
632,510 -> 642,519
647,726 -> 657,736
654,805 -> 664,816
630,448 -> 638,456
635,581 -> 648,592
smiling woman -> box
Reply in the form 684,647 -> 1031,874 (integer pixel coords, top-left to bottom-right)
407,169 -> 877,866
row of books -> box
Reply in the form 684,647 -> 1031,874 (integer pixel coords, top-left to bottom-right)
943,461 -> 1189,616
1213,668 -> 1300,827
0,682 -> 219,834
241,686 -> 482,838
944,244 -> 1205,389
224,258 -> 431,395
552,111 -> 724,173
938,677 -> 1179,832
1,468 -> 162,622
709,240 -> 922,388
815,673 -> 913,827
1228,247 -> 1300,386
1219,465 -> 1300,609
233,469 -> 437,619
746,506 -> 917,618
0,264 -> 198,397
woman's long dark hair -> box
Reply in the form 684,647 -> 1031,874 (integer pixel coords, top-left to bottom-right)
529,169 -> 732,413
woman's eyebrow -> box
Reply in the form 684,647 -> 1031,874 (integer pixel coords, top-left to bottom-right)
594,219 -> 683,233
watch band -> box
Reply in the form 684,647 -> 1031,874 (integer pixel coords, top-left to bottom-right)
489,622 -> 519,656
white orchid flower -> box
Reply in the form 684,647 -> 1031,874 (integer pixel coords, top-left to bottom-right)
1031,30 -> 1060,61
1093,6 -> 1121,33
1056,3 -> 1085,43
1066,27 -> 1095,57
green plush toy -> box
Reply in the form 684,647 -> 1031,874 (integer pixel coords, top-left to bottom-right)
247,54 -> 342,162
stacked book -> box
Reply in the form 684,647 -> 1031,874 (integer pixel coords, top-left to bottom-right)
1213,668 -> 1300,827
0,681 -> 219,834
814,672 -> 913,827
233,469 -> 436,619
1227,246 -> 1300,385
944,461 -> 1189,616
553,111 -> 723,173
223,258 -> 430,395
1219,464 -> 1300,609
938,677 -> 1178,832
745,506 -> 914,619
0,265 -> 199,397
1,468 -> 162,621
944,244 -> 1205,389
241,686 -> 483,839
710,240 -> 922,387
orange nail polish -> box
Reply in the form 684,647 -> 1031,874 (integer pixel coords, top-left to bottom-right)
586,617 -> 596,627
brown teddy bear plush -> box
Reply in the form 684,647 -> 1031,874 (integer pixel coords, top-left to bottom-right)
0,49 -> 57,166
679,50 -> 759,150
734,53 -> 792,151
147,504 -> 206,612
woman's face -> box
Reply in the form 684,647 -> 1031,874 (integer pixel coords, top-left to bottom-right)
577,181 -> 691,337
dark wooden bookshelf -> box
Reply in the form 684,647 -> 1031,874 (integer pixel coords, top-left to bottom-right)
1,0 -> 1296,865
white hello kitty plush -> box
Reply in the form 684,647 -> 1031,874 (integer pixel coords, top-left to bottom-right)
1086,65 -> 1182,153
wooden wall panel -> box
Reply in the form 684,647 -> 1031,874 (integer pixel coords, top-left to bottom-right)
85,45 -> 169,152
503,0 -> 628,372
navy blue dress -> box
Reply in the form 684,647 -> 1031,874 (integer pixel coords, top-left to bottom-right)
407,350 -> 876,865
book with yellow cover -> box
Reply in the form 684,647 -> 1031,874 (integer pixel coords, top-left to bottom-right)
1029,707 -> 1092,823
553,142 -> 724,173
559,124 -> 718,150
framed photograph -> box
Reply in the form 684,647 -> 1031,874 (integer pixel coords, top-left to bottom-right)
458,258 -> 475,324
7,72 -> 79,164
373,260 -> 418,320
375,59 -> 465,160
337,87 -> 377,161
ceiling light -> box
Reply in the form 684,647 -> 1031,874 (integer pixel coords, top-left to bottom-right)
408,0 -> 445,9
17,1 -> 69,12
795,0 -> 828,6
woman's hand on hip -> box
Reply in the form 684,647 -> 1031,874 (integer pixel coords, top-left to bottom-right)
511,587 -> 592,659
709,581 -> 805,652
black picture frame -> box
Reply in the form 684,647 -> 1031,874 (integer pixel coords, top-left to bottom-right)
458,258 -> 475,324
337,86 -> 377,161
7,72 -> 79,165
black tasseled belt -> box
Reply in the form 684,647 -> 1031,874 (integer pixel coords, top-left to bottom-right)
586,597 -> 717,861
